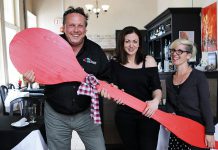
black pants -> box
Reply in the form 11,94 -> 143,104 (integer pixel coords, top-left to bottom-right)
115,110 -> 160,150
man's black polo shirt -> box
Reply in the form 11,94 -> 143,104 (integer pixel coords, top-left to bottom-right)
44,34 -> 110,114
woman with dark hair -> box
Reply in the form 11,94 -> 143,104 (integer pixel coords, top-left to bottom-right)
110,26 -> 162,150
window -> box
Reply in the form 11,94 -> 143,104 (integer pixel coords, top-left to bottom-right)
27,11 -> 37,28
3,0 -> 15,24
0,0 -> 25,86
5,27 -> 20,84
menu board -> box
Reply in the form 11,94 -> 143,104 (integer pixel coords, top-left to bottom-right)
87,34 -> 116,49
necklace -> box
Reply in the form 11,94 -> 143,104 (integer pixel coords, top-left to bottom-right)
173,66 -> 192,86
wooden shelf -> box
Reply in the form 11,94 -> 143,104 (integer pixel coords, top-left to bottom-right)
145,7 -> 202,69
103,48 -> 115,52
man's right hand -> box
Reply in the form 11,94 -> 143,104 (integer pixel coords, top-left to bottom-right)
23,70 -> 35,83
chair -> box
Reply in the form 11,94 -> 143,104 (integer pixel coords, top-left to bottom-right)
0,85 -> 8,101
0,85 -> 9,115
0,96 -> 4,115
8,83 -> 15,89
9,96 -> 45,116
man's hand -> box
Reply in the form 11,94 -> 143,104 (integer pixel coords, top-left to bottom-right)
23,70 -> 35,83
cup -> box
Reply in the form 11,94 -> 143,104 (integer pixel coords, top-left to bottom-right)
28,105 -> 36,123
21,107 -> 29,117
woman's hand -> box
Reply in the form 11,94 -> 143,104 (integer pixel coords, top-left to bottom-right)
23,70 -> 35,83
100,83 -> 118,99
205,134 -> 215,148
100,83 -> 125,105
100,88 -> 111,99
142,98 -> 159,118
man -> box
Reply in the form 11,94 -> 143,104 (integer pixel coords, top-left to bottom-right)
23,6 -> 110,150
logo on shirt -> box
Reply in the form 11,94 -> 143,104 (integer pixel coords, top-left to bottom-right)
83,58 -> 97,65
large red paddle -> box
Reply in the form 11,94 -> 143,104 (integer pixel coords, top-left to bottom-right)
9,28 -> 218,149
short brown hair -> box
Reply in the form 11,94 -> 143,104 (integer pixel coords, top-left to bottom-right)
63,6 -> 89,27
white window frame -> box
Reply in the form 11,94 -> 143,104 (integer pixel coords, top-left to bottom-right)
0,0 -> 25,85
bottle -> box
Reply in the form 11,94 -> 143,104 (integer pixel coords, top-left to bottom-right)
168,40 -> 171,58
169,60 -> 174,71
158,26 -> 162,36
155,28 -> 159,38
164,39 -> 169,72
164,39 -> 168,60
18,79 -> 22,89
161,25 -> 165,34
158,62 -> 162,72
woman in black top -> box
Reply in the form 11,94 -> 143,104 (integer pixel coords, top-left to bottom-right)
110,26 -> 162,150
166,38 -> 215,149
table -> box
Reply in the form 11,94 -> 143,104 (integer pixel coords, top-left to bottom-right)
4,90 -> 29,113
12,130 -> 47,150
23,88 -> 45,116
0,116 -> 46,150
22,88 -> 44,94
4,88 -> 45,116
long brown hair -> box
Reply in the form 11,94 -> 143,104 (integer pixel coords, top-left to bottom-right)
116,26 -> 144,64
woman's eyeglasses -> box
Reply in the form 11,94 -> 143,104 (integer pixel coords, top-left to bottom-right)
169,48 -> 190,55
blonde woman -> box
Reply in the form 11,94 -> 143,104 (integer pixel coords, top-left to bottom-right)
166,39 -> 215,149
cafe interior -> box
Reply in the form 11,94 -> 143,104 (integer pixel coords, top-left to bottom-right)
0,0 -> 218,150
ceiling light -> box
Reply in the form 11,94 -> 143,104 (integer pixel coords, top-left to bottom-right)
85,0 -> 109,18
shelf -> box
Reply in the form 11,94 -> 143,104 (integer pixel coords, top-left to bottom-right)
144,7 -> 201,71
103,48 -> 115,52
149,31 -> 172,42
154,57 -> 161,60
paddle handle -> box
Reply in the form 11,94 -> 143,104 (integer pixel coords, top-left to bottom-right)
97,80 -> 218,149
153,110 -> 218,149
97,80 -> 147,112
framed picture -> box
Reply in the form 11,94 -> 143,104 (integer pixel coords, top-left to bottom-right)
208,52 -> 217,69
201,2 -> 217,52
179,31 -> 194,42
179,31 -> 196,62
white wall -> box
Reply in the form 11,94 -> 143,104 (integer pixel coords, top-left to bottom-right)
25,0 -> 33,12
157,0 -> 217,14
32,0 -> 218,36
66,0 -> 157,35
32,0 -> 63,33
31,0 -> 218,50
32,0 -> 157,34
200,0 -> 217,7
